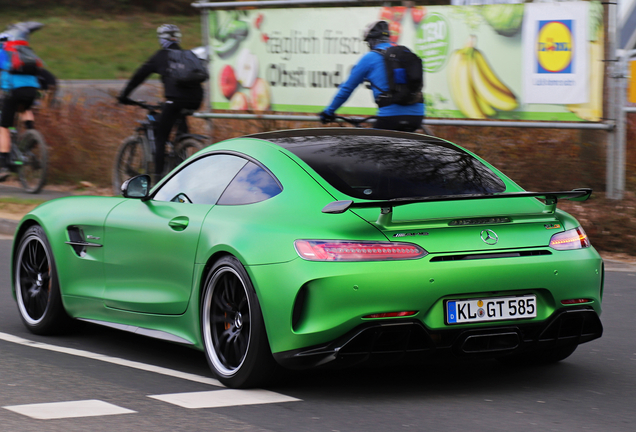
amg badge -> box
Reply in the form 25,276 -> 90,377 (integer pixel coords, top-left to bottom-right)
393,232 -> 429,237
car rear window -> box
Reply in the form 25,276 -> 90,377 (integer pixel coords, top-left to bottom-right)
260,131 -> 506,200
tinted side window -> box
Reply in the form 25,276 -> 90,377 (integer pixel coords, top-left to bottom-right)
218,161 -> 282,205
154,154 -> 247,204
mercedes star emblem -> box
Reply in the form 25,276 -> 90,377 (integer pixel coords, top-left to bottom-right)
480,229 -> 499,245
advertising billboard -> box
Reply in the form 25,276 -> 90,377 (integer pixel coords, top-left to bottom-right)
208,2 -> 604,122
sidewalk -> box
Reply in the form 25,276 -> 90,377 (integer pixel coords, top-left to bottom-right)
1,184 -> 635,272
0,183 -> 75,238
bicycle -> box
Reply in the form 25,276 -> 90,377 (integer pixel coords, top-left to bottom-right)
328,115 -> 434,135
112,99 -> 208,195
7,126 -> 48,193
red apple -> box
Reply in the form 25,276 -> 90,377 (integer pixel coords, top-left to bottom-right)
229,92 -> 249,110
392,6 -> 406,22
379,7 -> 393,21
411,6 -> 427,24
251,78 -> 271,111
219,65 -> 237,100
389,21 -> 401,43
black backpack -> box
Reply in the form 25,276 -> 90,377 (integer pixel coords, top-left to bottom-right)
166,49 -> 209,87
372,45 -> 424,107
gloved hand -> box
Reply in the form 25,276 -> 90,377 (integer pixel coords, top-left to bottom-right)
117,95 -> 133,105
319,111 -> 336,124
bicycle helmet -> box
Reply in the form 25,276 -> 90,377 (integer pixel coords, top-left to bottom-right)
363,20 -> 390,42
157,24 -> 182,43
4,21 -> 44,41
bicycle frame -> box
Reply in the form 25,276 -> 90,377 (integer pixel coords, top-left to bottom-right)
135,106 -> 206,158
9,133 -> 24,170
113,99 -> 208,194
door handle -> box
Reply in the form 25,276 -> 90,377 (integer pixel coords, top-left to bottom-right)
169,216 -> 189,231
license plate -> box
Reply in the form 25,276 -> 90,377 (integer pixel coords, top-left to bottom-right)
446,295 -> 537,325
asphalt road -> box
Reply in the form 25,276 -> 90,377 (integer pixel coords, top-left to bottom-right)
0,238 -> 635,431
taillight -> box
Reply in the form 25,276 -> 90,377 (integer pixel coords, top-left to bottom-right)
294,240 -> 427,262
549,227 -> 590,250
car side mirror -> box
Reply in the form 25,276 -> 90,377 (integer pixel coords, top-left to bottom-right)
121,174 -> 151,199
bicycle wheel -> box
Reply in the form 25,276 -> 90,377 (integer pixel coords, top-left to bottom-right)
170,137 -> 204,171
112,135 -> 150,195
18,129 -> 48,194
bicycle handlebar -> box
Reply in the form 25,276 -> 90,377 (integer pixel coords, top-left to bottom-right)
118,97 -> 162,112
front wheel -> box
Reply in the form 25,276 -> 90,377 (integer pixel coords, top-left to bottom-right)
112,135 -> 150,195
17,129 -> 48,193
14,225 -> 71,334
201,256 -> 277,388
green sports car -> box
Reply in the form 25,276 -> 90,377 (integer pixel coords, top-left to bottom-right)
11,128 -> 603,388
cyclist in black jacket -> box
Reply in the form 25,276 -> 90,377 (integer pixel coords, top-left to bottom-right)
118,24 -> 203,184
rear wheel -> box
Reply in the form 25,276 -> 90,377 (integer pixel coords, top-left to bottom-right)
14,225 -> 71,334
201,256 -> 277,388
17,129 -> 48,193
112,135 -> 150,195
169,137 -> 203,171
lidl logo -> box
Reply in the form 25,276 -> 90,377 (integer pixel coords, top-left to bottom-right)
536,20 -> 573,74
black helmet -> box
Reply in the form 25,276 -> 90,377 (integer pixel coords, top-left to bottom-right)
157,24 -> 182,42
363,20 -> 390,42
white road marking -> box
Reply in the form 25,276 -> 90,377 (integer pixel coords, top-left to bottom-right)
0,331 -> 224,387
3,399 -> 136,420
148,389 -> 300,409
0,332 -> 304,410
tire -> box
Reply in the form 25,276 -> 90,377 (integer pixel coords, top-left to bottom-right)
17,129 -> 48,194
14,225 -> 71,335
169,137 -> 203,171
201,256 -> 277,388
112,135 -> 150,195
497,343 -> 579,366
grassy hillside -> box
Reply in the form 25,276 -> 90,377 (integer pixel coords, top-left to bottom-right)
0,9 -> 201,79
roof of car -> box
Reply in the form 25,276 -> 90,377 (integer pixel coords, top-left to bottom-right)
245,127 -> 452,149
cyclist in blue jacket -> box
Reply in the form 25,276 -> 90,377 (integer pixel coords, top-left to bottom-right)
0,26 -> 40,181
319,20 -> 424,132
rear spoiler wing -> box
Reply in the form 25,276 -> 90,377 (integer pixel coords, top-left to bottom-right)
322,188 -> 592,226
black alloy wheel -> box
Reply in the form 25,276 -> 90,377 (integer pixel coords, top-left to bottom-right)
14,225 -> 70,334
201,256 -> 277,388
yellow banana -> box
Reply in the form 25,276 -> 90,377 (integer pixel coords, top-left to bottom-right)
471,48 -> 518,111
475,90 -> 496,117
448,48 -> 487,119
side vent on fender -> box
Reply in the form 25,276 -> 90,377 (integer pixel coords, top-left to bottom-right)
66,226 -> 102,257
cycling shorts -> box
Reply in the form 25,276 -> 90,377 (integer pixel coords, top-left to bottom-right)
374,115 -> 424,133
1,87 -> 38,128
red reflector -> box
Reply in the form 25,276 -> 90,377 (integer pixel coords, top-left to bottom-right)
294,240 -> 427,261
363,311 -> 418,319
561,298 -> 593,305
